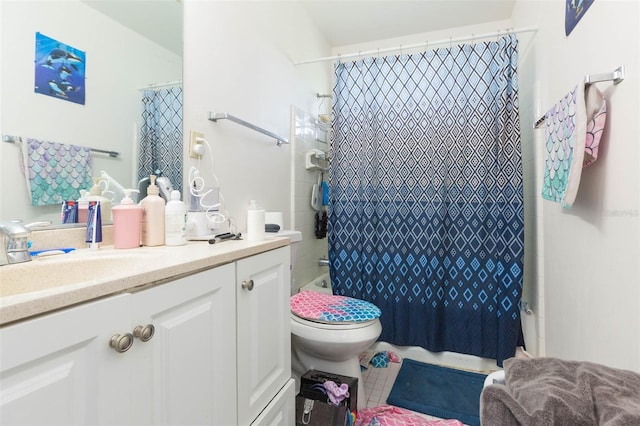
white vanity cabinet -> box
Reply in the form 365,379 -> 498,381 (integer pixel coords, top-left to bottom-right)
0,245 -> 293,426
236,246 -> 293,425
129,263 -> 237,426
0,265 -> 236,426
0,294 -> 133,425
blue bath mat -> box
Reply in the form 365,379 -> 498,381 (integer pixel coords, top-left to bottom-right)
387,359 -> 487,426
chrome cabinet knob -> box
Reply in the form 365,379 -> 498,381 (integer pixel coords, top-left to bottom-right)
133,324 -> 155,342
241,279 -> 254,291
109,333 -> 134,353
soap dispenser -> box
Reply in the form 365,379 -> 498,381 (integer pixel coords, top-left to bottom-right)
140,175 -> 165,247
112,189 -> 142,249
87,177 -> 112,222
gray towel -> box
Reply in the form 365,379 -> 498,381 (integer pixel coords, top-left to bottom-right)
480,357 -> 640,425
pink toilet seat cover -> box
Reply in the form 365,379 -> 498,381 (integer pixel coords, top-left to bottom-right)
291,290 -> 381,324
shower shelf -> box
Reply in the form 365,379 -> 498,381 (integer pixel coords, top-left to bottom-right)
208,112 -> 289,146
305,150 -> 329,171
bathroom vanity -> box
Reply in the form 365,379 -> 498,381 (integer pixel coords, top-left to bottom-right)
0,238 -> 293,425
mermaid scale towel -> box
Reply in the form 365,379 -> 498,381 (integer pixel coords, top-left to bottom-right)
23,138 -> 93,206
541,82 -> 606,208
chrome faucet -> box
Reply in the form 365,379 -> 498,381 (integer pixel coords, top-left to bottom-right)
318,257 -> 330,267
0,221 -> 51,266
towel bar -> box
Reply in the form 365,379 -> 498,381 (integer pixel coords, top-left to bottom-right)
2,135 -> 120,157
208,112 -> 289,146
533,66 -> 624,129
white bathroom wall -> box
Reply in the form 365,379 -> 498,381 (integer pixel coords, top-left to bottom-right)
290,106 -> 331,290
0,0 -> 181,223
181,1 -> 331,237
512,0 -> 640,371
515,21 -> 545,358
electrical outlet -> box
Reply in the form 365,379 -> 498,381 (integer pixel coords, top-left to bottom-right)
189,131 -> 204,158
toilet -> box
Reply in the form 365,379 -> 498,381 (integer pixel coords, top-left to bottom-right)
277,230 -> 382,411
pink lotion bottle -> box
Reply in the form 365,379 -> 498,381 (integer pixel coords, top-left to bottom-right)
112,189 -> 143,249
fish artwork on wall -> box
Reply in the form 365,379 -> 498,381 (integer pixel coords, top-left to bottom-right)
34,32 -> 86,105
565,0 -> 595,36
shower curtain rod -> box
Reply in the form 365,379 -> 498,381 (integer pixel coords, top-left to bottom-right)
139,80 -> 182,90
294,26 -> 538,65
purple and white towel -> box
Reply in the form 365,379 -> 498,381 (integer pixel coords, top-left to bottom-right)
583,84 -> 607,167
21,138 -> 93,206
541,82 -> 607,208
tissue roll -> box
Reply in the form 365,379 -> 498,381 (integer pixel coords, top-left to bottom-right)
265,211 -> 284,230
247,209 -> 265,241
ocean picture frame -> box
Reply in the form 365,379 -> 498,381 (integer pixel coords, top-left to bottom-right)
34,32 -> 86,105
565,0 -> 595,36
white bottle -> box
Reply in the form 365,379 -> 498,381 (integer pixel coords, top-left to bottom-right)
246,199 -> 265,242
77,189 -> 89,223
87,177 -> 112,222
165,190 -> 187,246
140,175 -> 165,246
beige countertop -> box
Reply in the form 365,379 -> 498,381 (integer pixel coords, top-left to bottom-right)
0,237 -> 289,326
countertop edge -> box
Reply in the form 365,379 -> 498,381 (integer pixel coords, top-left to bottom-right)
1,238 -> 289,326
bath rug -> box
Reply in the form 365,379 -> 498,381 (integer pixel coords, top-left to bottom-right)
387,359 -> 487,426
356,405 -> 464,426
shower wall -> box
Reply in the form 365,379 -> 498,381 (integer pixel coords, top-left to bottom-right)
290,106 -> 330,291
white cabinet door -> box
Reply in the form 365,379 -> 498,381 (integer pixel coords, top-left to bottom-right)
0,294 -> 132,426
129,264 -> 237,426
251,378 -> 295,426
236,247 -> 291,426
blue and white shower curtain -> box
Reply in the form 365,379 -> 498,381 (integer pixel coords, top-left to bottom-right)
329,35 -> 524,365
138,86 -> 183,194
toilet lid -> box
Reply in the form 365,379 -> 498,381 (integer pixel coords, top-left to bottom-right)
291,290 -> 381,324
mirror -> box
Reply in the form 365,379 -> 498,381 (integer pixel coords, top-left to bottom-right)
0,0 -> 183,227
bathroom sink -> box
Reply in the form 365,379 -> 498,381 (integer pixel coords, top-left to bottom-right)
0,248 -> 155,297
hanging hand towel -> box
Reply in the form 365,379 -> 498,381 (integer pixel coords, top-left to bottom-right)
541,82 -> 606,208
321,180 -> 329,206
583,84 -> 607,167
22,138 -> 93,206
